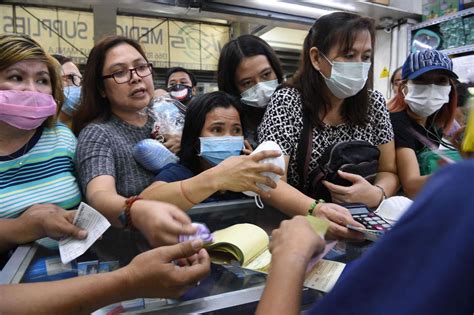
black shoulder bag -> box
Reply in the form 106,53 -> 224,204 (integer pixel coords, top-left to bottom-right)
296,112 -> 380,202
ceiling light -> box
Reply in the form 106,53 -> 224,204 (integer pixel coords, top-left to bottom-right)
298,0 -> 356,11
256,0 -> 336,17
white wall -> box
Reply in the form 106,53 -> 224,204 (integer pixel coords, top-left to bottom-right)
374,22 -> 412,100
373,29 -> 392,99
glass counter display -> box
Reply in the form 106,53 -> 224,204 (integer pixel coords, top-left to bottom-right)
0,199 -> 364,314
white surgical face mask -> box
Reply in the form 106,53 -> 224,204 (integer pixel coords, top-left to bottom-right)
404,82 -> 451,117
319,53 -> 371,99
240,79 -> 279,108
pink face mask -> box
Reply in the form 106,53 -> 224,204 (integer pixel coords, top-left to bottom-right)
0,90 -> 57,130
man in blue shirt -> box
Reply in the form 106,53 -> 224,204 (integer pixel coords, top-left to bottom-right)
258,160 -> 474,315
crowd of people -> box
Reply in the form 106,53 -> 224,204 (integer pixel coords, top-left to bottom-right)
1,10 -> 473,314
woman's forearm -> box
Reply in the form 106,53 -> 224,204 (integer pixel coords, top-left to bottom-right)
140,170 -> 220,210
264,180 -> 314,216
87,190 -> 127,227
401,174 -> 429,199
375,171 -> 400,197
0,218 -> 40,252
0,269 -> 132,314
256,254 -> 308,315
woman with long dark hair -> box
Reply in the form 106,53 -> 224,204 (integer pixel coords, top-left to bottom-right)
73,35 -> 200,247
258,12 -> 398,213
217,34 -> 283,147
140,91 -> 283,209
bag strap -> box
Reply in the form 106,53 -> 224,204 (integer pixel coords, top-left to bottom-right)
296,110 -> 313,192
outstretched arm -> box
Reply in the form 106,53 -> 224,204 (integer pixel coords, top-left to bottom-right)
0,241 -> 210,315
262,156 -> 365,240
140,151 -> 284,210
257,216 -> 325,315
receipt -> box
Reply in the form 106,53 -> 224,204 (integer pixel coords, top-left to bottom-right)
304,259 -> 346,293
59,202 -> 111,264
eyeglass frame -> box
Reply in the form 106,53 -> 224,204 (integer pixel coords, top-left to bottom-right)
62,73 -> 82,87
102,63 -> 154,84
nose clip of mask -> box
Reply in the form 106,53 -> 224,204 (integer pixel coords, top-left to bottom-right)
243,141 -> 286,208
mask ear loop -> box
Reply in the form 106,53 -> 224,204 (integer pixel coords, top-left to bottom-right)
317,52 -> 333,80
423,110 -> 458,151
254,195 -> 264,209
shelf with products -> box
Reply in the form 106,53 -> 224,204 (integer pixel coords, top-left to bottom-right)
408,7 -> 474,56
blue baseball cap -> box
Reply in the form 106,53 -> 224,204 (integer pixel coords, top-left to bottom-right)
402,49 -> 458,80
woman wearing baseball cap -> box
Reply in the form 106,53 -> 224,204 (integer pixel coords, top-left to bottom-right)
389,49 -> 459,198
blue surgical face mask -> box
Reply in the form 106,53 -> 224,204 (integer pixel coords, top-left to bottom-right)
240,79 -> 279,108
199,136 -> 244,166
62,86 -> 81,116
319,53 -> 371,99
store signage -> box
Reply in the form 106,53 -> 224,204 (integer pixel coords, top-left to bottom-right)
117,16 -> 229,70
0,5 -> 229,70
0,5 -> 93,64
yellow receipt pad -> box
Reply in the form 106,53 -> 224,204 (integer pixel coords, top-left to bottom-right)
206,217 -> 330,273
205,223 -> 269,268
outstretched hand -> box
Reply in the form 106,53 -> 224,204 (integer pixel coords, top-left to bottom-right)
311,202 -> 365,240
211,150 -> 284,197
123,240 -> 211,299
131,199 -> 197,248
270,216 -> 325,264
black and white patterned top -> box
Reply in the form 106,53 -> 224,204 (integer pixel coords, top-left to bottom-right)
257,87 -> 394,190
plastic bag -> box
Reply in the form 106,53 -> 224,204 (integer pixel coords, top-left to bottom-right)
133,139 -> 179,173
149,96 -> 186,139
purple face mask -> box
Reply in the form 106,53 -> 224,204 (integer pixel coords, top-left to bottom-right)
0,90 -> 57,130
179,223 -> 214,244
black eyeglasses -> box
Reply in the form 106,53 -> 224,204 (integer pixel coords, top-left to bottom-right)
63,73 -> 82,87
102,63 -> 153,84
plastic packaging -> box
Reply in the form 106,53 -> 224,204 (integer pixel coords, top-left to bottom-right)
179,223 -> 214,243
149,96 -> 186,138
243,141 -> 285,197
132,139 -> 179,173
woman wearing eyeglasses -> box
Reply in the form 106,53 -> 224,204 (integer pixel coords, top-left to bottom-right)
73,36 -> 198,248
51,54 -> 83,128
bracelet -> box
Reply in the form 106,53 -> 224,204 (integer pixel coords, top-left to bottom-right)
374,184 -> 387,207
180,180 -> 197,205
308,199 -> 325,216
118,196 -> 142,229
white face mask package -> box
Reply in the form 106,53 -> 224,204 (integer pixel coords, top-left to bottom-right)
404,83 -> 451,117
243,141 -> 286,209
374,196 -> 413,225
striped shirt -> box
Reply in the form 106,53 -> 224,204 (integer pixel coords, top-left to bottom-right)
0,123 -> 81,218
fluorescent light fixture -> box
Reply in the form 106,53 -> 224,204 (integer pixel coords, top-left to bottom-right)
299,0 -> 356,11
256,0 -> 336,17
